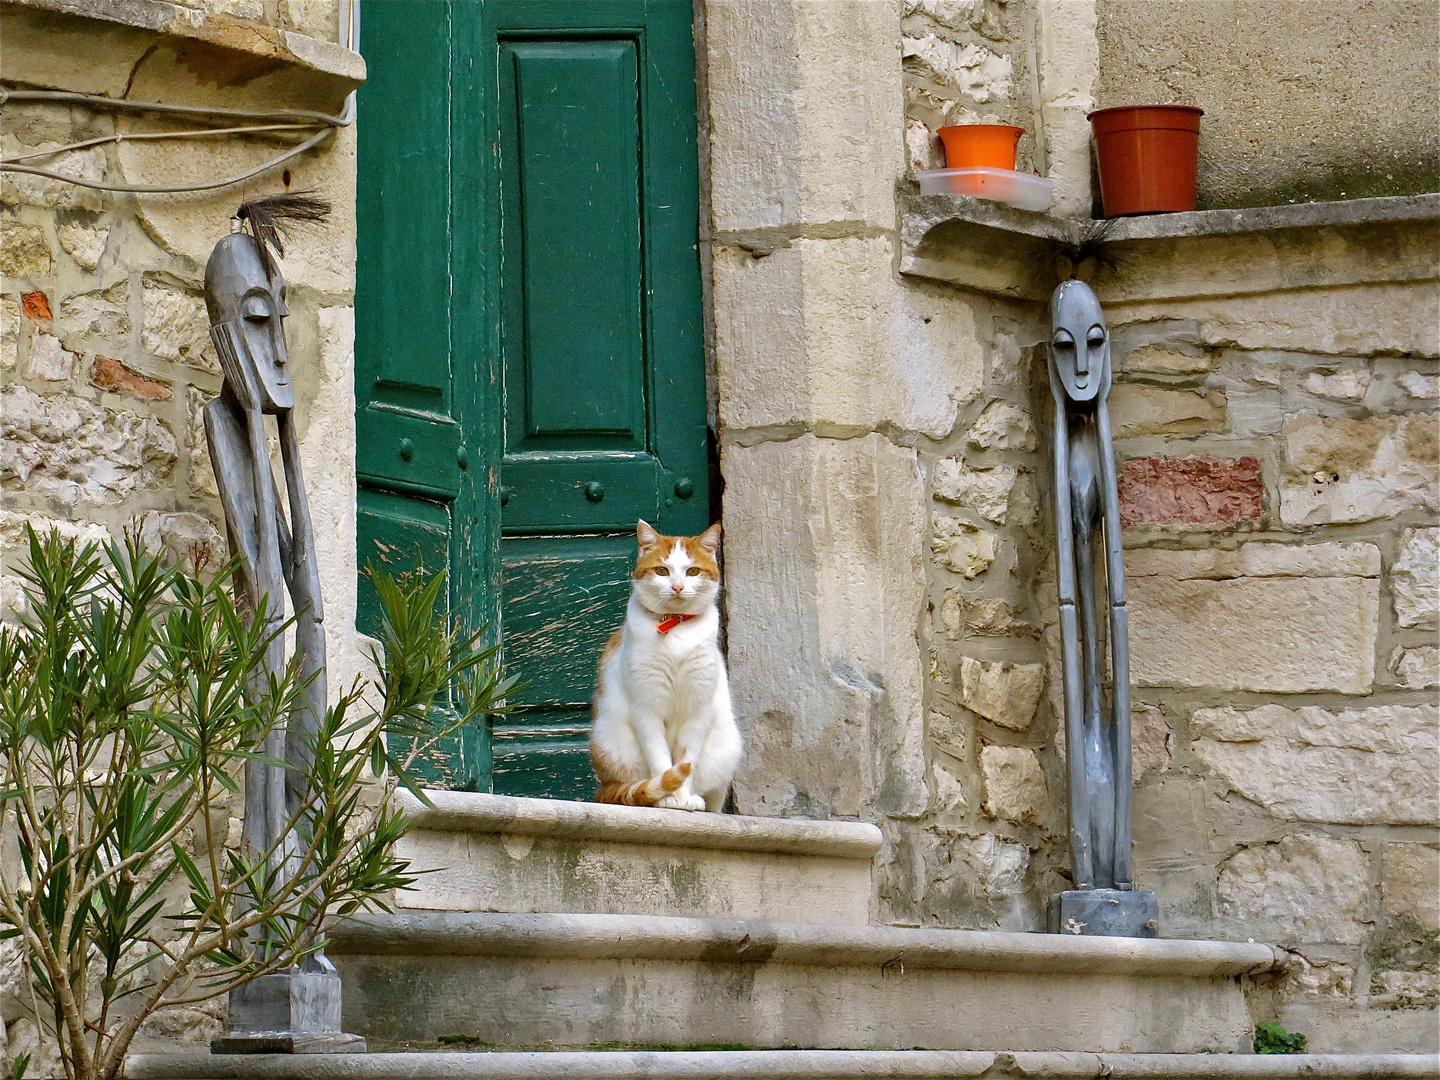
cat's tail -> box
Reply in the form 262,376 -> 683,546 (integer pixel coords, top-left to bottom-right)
594,762 -> 692,806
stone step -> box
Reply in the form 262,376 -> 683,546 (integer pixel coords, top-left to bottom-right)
127,1050 -> 1440,1080
327,912 -> 1284,1055
392,789 -> 883,925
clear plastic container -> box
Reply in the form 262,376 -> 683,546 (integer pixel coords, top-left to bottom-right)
916,166 -> 1054,212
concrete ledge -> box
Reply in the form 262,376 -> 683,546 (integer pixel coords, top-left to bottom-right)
900,191 -> 1440,301
1100,194 -> 1440,242
398,790 -> 885,860
125,1051 -> 1440,1080
3,0 -> 365,92
330,912 -> 1285,977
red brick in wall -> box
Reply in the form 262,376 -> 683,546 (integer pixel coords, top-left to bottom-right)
1118,456 -> 1264,528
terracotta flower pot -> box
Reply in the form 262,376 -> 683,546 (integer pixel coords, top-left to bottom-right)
936,124 -> 1024,171
1088,105 -> 1203,217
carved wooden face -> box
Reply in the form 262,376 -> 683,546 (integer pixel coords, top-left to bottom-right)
1049,279 -> 1109,404
204,232 -> 294,413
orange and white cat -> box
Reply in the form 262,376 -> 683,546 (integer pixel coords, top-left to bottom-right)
590,520 -> 742,812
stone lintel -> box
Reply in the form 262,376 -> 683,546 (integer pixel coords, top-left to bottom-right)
328,911 -> 1285,978
2,0 -> 365,98
396,788 -> 884,861
124,1051 -> 1440,1080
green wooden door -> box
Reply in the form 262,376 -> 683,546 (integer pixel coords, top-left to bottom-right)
356,0 -> 708,798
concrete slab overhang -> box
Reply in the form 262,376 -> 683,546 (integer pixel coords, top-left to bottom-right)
901,192 -> 1440,303
1,0 -> 364,109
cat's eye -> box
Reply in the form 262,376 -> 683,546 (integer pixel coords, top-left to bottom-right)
686,567 -> 701,576
653,567 -> 668,576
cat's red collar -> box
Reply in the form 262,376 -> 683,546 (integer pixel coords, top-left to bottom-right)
646,609 -> 697,634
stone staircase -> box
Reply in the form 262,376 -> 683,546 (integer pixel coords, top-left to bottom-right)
328,790 -> 1257,1054
127,790 -> 1437,1080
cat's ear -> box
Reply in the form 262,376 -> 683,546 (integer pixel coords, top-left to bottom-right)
637,519 -> 660,550
697,522 -> 721,553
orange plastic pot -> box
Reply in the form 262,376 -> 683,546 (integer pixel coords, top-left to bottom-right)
1089,105 -> 1202,216
936,124 -> 1024,170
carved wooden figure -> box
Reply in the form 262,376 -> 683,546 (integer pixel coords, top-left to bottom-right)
203,196 -> 363,1052
1046,279 -> 1157,937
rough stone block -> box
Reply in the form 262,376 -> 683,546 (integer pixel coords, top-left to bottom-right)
927,708 -> 969,763
1131,704 -> 1172,781
1304,369 -> 1372,402
1382,843 -> 1440,934
726,434 -> 927,820
0,510 -> 110,550
1109,384 -> 1226,438
980,745 -> 1046,824
90,356 -> 169,400
1114,283 -> 1440,359
142,281 -> 218,374
1370,970 -> 1438,1010
1284,955 -> 1354,1001
1216,834 -> 1371,945
931,514 -> 997,578
1280,412 -> 1439,526
0,220 -> 53,278
59,284 -> 129,340
57,219 -> 108,272
21,290 -> 51,320
26,331 -> 74,381
933,458 -> 1017,524
1118,456 -> 1263,530
1399,371 -> 1439,400
915,829 -> 1038,931
1128,543 -> 1379,694
138,511 -> 225,571
938,593 -> 1032,639
959,657 -> 1044,730
1191,703 -> 1438,826
0,386 -> 176,508
1392,527 -> 1438,630
1126,540 -> 1381,580
967,400 -> 1036,451
1122,345 -> 1210,375
0,143 -> 104,211
903,33 -> 1012,101
1393,645 -> 1439,689
1,294 -> 19,369
714,237 -> 982,436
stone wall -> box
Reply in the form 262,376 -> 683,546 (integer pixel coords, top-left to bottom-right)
0,0 -> 361,1064
710,0 -> 1438,1057
1098,229 -> 1439,1053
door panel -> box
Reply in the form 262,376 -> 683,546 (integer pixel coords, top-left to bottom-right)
355,0 -> 498,793
492,2 -> 708,799
357,1 -> 706,800
501,39 -> 645,450
493,534 -> 635,795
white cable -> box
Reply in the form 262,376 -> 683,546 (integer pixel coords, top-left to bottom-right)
2,124 -> 319,163
1,126 -> 335,194
0,89 -> 350,194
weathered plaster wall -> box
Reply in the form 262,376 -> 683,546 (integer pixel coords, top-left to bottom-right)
0,0 -> 360,1064
1096,0 -> 1440,210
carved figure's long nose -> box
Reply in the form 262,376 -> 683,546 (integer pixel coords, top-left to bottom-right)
1075,343 -> 1090,378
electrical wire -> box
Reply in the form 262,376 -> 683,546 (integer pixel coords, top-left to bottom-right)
3,124 -> 321,163
0,80 -> 353,193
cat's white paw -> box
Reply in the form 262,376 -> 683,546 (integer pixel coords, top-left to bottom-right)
657,791 -> 706,812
